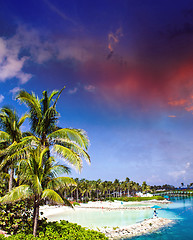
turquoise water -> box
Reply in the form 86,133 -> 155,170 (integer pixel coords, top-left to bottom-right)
129,197 -> 193,240
46,200 -> 178,228
46,197 -> 193,239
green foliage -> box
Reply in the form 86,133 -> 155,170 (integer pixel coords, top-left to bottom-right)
0,172 -> 9,197
0,220 -> 108,240
72,201 -> 80,206
106,196 -> 165,202
0,200 -> 46,235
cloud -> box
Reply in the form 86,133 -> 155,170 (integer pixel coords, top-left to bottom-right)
168,115 -> 176,118
168,99 -> 188,107
0,24 -> 95,84
0,94 -> 4,103
84,85 -> 96,92
0,35 -> 32,84
9,87 -> 21,99
69,87 -> 78,94
185,162 -> 190,169
168,170 -> 186,179
108,27 -> 123,52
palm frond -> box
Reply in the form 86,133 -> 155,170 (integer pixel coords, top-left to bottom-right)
0,185 -> 33,203
54,139 -> 90,165
39,147 -> 49,168
50,165 -> 71,175
41,189 -> 64,204
0,131 -> 11,142
40,107 -> 58,135
16,90 -> 42,133
47,177 -> 76,190
53,144 -> 83,172
48,128 -> 90,150
52,86 -> 65,108
18,113 -> 29,127
48,90 -> 59,103
32,175 -> 42,195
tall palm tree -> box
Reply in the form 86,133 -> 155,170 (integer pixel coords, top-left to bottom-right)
93,179 -> 102,201
17,88 -> 90,172
113,179 -> 120,197
0,146 -> 76,236
125,177 -> 130,197
0,107 -> 28,191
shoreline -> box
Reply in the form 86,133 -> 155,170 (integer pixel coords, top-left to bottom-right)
40,199 -> 171,213
75,199 -> 171,210
96,217 -> 174,239
40,200 -> 173,239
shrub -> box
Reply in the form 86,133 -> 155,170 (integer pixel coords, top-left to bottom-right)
0,221 -> 108,239
106,196 -> 165,202
0,200 -> 47,235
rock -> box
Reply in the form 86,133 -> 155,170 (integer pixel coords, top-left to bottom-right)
96,218 -> 174,239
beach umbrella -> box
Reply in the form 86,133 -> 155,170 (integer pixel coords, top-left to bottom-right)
164,195 -> 169,199
151,205 -> 161,209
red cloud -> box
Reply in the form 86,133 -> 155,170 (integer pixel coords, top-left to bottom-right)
81,55 -> 193,113
168,99 -> 188,107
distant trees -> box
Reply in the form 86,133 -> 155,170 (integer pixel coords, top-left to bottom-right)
61,177 -> 157,201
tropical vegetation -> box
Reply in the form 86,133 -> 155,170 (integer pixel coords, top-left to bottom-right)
0,88 -> 90,238
0,220 -> 107,240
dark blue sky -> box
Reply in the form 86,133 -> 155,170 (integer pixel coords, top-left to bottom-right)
0,0 -> 193,186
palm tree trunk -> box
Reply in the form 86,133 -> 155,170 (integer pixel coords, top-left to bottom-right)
33,199 -> 40,237
76,189 -> 79,202
127,189 -> 130,197
97,190 -> 98,201
64,190 -> 67,198
9,167 -> 14,192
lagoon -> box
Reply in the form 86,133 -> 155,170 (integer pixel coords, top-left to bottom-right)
130,197 -> 193,240
44,201 -> 178,228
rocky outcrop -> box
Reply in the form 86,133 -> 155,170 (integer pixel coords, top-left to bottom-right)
97,218 -> 174,239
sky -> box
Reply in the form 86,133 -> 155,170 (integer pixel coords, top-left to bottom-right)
0,0 -> 193,186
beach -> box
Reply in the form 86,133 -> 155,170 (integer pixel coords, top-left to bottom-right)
40,200 -> 173,239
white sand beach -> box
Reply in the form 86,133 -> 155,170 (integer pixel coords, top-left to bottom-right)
40,200 -> 173,239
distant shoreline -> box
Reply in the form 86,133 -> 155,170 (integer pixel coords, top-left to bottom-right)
75,199 -> 171,210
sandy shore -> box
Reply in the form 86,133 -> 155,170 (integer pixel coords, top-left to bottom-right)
40,199 -> 171,214
40,200 -> 173,239
76,199 -> 171,210
96,217 -> 174,239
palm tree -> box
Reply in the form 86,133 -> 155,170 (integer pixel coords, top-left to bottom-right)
0,107 -> 28,191
17,88 -> 90,172
93,179 -> 102,201
74,178 -> 82,202
113,179 -> 120,197
125,177 -> 130,197
0,146 -> 76,236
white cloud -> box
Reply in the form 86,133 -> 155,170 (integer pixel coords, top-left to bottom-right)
10,87 -> 21,96
185,162 -> 190,169
0,94 -> 4,103
168,170 -> 186,179
84,85 -> 96,92
0,35 -> 32,84
69,87 -> 78,94
0,24 -> 97,84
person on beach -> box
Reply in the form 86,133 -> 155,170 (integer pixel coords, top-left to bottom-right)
153,210 -> 158,218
